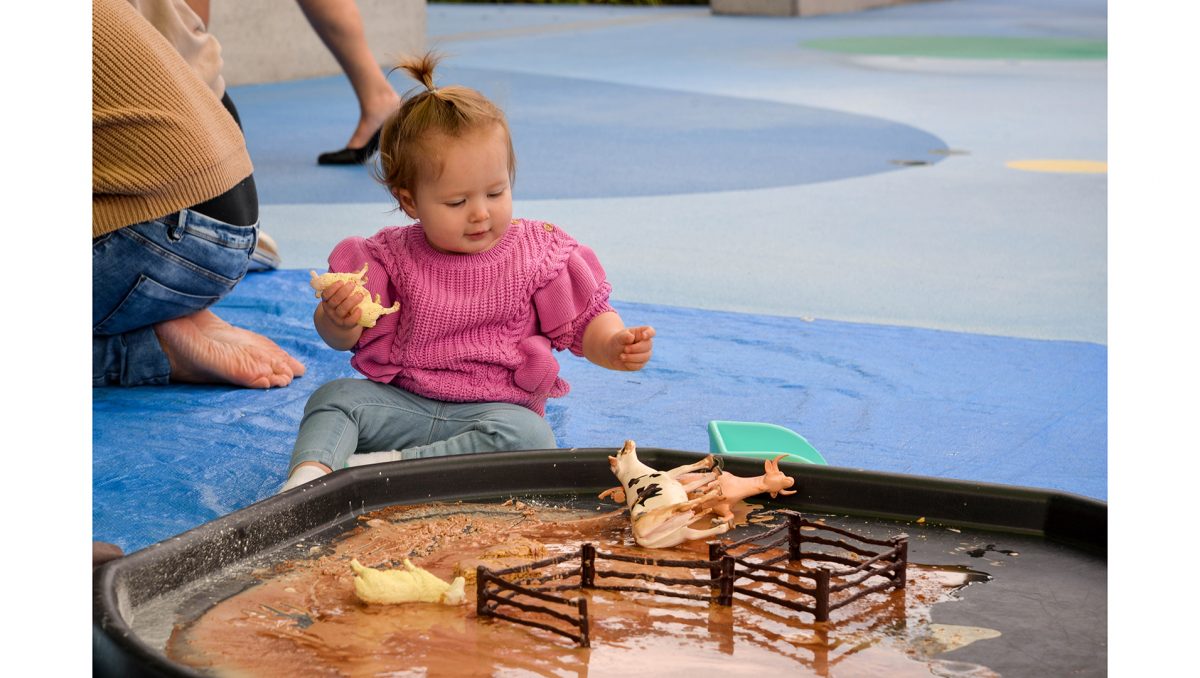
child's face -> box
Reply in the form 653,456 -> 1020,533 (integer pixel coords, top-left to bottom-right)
398,124 -> 514,256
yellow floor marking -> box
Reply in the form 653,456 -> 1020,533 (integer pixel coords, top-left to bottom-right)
1006,159 -> 1107,174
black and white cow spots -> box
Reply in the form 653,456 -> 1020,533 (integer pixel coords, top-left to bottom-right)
633,479 -> 666,508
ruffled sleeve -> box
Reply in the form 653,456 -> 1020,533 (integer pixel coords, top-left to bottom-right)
533,243 -> 615,356
326,234 -> 400,353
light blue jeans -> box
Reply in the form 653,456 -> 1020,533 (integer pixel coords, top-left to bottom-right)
289,378 -> 558,472
92,209 -> 258,387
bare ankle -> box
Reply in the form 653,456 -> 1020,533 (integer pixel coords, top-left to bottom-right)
153,314 -> 196,380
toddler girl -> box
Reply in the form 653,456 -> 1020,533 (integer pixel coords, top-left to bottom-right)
281,53 -> 655,492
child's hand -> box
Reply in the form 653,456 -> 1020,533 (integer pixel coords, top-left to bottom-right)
610,325 -> 655,371
581,313 -> 655,372
320,280 -> 365,330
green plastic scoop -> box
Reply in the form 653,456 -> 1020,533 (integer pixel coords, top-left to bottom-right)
708,420 -> 828,465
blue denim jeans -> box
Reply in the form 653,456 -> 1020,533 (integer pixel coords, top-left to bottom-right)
290,378 -> 558,472
92,209 -> 258,386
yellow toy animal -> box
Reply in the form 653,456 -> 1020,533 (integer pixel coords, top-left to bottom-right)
349,558 -> 467,606
309,263 -> 400,328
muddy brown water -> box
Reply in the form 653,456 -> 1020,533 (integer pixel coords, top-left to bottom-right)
161,501 -> 1008,677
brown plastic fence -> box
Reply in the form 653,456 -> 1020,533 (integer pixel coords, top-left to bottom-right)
475,510 -> 907,646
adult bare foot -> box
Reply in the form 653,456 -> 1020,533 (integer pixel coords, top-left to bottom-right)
190,310 -> 307,379
228,325 -> 307,379
155,311 -> 303,388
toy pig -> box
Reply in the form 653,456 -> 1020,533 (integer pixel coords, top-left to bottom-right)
706,455 -> 797,524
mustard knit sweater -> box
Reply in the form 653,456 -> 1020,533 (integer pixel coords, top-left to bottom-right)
92,0 -> 252,237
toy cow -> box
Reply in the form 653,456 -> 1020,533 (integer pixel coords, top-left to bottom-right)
603,440 -> 730,549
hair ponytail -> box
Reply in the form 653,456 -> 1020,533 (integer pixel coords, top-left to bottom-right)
375,51 -> 517,200
396,51 -> 440,94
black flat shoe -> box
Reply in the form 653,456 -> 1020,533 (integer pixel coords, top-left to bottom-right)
317,128 -> 381,165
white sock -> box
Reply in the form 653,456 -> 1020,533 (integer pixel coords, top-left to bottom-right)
345,450 -> 404,468
279,465 -> 330,493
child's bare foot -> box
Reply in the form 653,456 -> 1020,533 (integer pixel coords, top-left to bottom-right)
154,310 -> 304,388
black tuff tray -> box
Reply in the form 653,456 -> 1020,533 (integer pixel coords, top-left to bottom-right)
93,447 -> 1107,677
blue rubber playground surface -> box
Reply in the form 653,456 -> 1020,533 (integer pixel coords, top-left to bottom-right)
93,0 -> 1107,554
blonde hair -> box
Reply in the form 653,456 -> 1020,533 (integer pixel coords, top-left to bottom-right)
375,52 -> 516,197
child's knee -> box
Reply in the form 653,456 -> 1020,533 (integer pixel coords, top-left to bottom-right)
487,408 -> 556,450
304,378 -> 370,414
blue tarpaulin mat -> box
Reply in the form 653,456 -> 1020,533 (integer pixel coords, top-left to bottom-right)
93,269 -> 1106,553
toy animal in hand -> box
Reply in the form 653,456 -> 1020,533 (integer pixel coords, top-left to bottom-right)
601,440 -> 730,549
309,263 -> 400,328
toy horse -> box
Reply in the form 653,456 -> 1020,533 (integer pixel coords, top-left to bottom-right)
349,558 -> 466,606
602,440 -> 730,549
309,262 -> 400,328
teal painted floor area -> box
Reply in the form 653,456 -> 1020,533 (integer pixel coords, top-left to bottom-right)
236,65 -> 949,203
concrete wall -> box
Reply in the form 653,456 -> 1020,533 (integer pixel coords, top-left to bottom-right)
711,0 -> 936,18
209,0 -> 426,86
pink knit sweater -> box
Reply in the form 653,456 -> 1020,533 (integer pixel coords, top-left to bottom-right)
327,219 -> 615,415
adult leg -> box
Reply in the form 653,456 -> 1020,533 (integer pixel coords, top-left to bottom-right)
295,0 -> 401,155
93,209 -> 303,387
